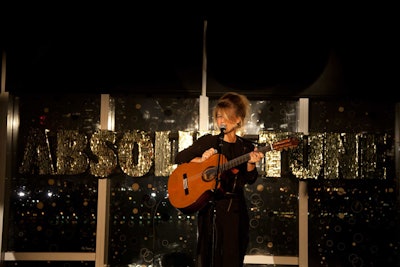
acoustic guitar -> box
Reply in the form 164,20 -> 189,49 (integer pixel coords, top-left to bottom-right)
167,137 -> 299,214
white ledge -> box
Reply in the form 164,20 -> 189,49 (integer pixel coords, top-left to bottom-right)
244,255 -> 299,265
3,252 -> 95,261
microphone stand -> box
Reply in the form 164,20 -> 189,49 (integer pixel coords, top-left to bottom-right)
210,127 -> 225,267
215,129 -> 225,191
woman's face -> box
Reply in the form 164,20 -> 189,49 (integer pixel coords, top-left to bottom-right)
215,109 -> 240,132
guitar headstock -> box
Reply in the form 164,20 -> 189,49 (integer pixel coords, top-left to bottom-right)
272,137 -> 300,151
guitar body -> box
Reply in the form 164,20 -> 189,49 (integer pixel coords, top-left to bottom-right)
167,154 -> 228,214
167,137 -> 299,214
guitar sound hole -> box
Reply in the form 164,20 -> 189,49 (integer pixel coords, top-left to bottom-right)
202,167 -> 217,182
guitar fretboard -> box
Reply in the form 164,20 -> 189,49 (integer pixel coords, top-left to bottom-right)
220,145 -> 273,171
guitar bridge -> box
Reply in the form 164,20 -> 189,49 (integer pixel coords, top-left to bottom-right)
183,173 -> 189,195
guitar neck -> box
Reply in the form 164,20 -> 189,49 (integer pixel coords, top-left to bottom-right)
221,145 -> 272,171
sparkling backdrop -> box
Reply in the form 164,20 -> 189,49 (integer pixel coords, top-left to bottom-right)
6,95 -> 399,267
308,99 -> 399,267
8,94 -> 100,259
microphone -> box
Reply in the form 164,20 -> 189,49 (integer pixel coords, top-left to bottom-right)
219,124 -> 226,137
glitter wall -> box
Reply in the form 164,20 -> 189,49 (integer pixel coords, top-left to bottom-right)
6,95 -> 100,267
4,94 -> 398,267
307,99 -> 399,266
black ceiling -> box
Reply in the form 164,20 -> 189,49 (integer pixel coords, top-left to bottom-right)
2,6 -> 399,100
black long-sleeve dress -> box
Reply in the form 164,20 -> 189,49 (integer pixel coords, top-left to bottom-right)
175,134 -> 258,267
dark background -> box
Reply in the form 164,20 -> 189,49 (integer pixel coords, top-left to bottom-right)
1,4 -> 399,100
